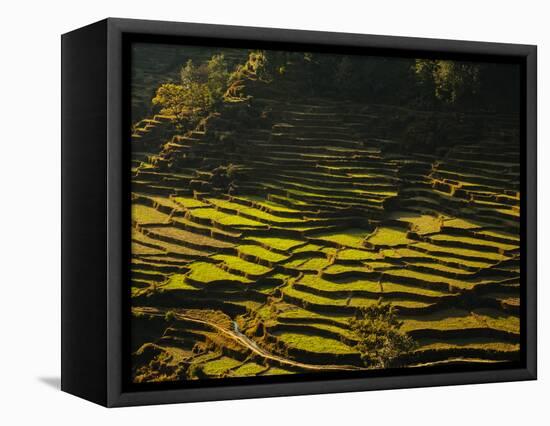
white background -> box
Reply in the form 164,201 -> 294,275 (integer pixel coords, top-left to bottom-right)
1,0 -> 546,424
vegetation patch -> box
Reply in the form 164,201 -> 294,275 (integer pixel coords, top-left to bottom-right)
413,242 -> 509,262
292,243 -> 325,254
312,228 -> 372,249
366,227 -> 413,247
284,257 -> 331,271
408,262 -> 471,275
172,196 -> 208,209
383,268 -> 476,290
162,274 -> 200,291
392,212 -> 442,234
274,332 -> 356,355
189,208 -> 266,228
379,281 -> 452,298
429,234 -> 518,251
262,367 -> 296,376
212,254 -> 272,276
230,362 -> 267,377
401,308 -> 519,334
246,236 -> 305,251
132,204 -> 170,224
416,337 -> 519,352
299,274 -> 380,293
338,249 -> 381,261
202,356 -> 242,377
443,218 -> 483,230
380,248 -> 491,269
145,226 -> 233,249
241,207 -> 300,223
237,245 -> 289,263
187,261 -> 252,284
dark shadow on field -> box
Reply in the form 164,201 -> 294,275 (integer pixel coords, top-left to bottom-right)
38,376 -> 61,390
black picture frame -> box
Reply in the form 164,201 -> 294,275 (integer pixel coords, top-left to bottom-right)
61,17 -> 537,407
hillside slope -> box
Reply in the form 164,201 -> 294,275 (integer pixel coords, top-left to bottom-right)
129,56 -> 520,382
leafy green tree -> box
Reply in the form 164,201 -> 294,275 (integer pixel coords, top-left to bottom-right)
152,82 -> 210,123
152,55 -> 230,127
180,59 -> 207,85
349,300 -> 417,368
206,54 -> 230,105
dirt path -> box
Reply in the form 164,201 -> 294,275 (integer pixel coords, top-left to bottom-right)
133,306 -> 366,372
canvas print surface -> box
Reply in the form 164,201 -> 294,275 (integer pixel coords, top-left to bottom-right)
129,43 -> 521,384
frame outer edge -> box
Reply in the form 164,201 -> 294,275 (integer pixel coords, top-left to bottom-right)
104,17 -> 536,55
61,19 -> 109,406
106,17 -> 124,407
525,45 -> 537,379
102,17 -> 537,407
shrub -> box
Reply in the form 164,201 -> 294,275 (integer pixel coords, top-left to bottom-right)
187,364 -> 205,379
228,51 -> 271,84
349,300 -> 417,368
210,163 -> 245,192
164,310 -> 176,322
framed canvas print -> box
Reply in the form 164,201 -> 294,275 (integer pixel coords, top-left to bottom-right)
61,18 -> 537,407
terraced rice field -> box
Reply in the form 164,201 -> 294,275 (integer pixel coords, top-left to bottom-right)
131,44 -> 247,122
130,63 -> 520,383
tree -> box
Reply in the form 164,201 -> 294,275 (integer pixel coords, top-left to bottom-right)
152,82 -> 210,123
349,300 -> 417,368
206,54 -> 230,106
414,59 -> 481,108
152,55 -> 230,127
